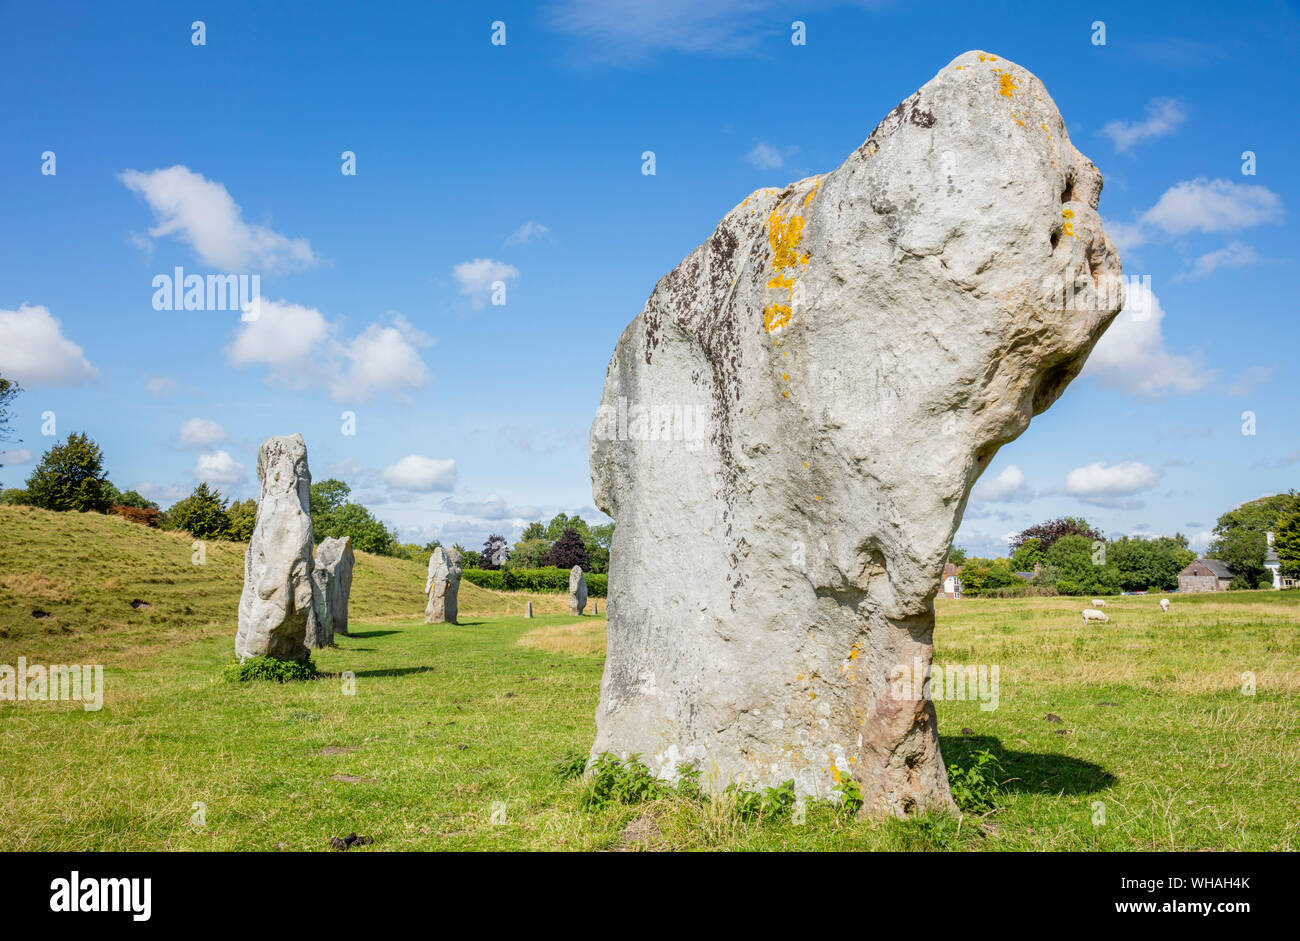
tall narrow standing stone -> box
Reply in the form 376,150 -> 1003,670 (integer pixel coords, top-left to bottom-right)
425,546 -> 461,624
588,51 -> 1123,814
311,536 -> 355,645
236,434 -> 316,662
569,566 -> 588,616
525,601 -> 533,618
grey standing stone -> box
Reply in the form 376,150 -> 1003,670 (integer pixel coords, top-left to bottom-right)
525,601 -> 533,619
236,434 -> 316,662
424,546 -> 462,624
586,51 -> 1123,815
569,565 -> 588,616
309,535 -> 354,647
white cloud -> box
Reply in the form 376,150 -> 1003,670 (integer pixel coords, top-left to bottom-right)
228,300 -> 431,403
1141,178 -> 1284,236
178,417 -> 228,448
440,495 -> 541,521
1083,281 -> 1210,397
1098,98 -> 1186,153
546,0 -> 783,59
1064,461 -> 1160,503
1179,241 -> 1261,280
1225,365 -> 1276,398
972,465 -> 1029,502
0,448 -> 34,466
745,142 -> 798,170
120,165 -> 317,272
1189,530 -> 1214,553
1101,218 -> 1148,258
192,450 -> 246,485
146,376 -> 178,396
381,455 -> 457,492
453,259 -> 519,309
504,221 -> 551,246
0,304 -> 98,387
134,481 -> 191,507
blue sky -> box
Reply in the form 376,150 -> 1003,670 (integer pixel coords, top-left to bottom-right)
0,0 -> 1296,556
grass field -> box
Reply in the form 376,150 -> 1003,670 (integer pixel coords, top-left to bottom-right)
1,506 -> 1298,851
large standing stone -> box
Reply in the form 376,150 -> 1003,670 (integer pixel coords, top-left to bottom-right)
424,546 -> 461,624
236,434 -> 316,662
569,566 -> 588,616
311,536 -> 355,646
587,51 -> 1123,815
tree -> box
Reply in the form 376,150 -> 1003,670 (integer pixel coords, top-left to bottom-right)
518,521 -> 546,542
310,478 -> 395,554
0,374 -> 19,449
1,488 -> 30,505
1044,534 -> 1120,595
1010,517 -> 1101,554
584,522 -> 614,574
509,537 -> 550,568
544,527 -> 590,570
451,543 -> 476,568
1275,507 -> 1300,579
946,544 -> 968,566
1009,537 -> 1043,573
165,482 -> 230,538
544,513 -> 589,543
115,488 -> 156,510
226,498 -> 258,542
479,534 -> 510,569
1107,535 -> 1195,592
25,432 -> 111,512
1210,528 -> 1268,587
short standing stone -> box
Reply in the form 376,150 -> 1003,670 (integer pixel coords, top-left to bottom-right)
311,536 -> 355,644
525,601 -> 533,619
569,565 -> 588,616
236,434 -> 316,662
425,546 -> 462,624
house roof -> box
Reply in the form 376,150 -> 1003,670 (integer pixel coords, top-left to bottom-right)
942,562 -> 961,578
1182,558 -> 1233,579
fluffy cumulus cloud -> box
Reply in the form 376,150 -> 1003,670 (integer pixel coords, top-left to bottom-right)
178,417 -> 228,448
972,464 -> 1029,502
1141,178 -> 1284,236
1180,241 -> 1262,280
0,304 -> 98,387
192,450 -> 246,485
1064,460 -> 1160,507
120,165 -> 317,272
381,455 -> 457,492
228,299 -> 432,402
1083,281 -> 1209,397
453,259 -> 519,309
440,495 -> 541,521
504,221 -> 550,246
0,448 -> 34,467
1098,98 -> 1186,153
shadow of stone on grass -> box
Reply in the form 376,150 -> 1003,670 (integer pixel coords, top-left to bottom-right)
941,734 -> 1116,796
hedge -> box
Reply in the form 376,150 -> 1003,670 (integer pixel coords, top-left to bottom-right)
461,566 -> 607,597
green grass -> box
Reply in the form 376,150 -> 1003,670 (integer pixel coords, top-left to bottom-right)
1,506 -> 1298,850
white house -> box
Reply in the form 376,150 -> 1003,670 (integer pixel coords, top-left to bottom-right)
1265,531 -> 1281,590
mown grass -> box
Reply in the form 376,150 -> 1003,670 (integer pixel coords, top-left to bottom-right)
0,506 -> 1297,850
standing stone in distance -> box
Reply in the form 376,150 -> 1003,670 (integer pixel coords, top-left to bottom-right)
569,566 -> 588,616
236,434 -> 316,662
587,51 -> 1123,815
314,536 -> 355,640
425,546 -> 461,624
525,601 -> 533,619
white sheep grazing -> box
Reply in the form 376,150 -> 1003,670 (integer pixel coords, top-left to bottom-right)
1160,598 -> 1170,613
1091,599 -> 1107,607
1082,608 -> 1109,624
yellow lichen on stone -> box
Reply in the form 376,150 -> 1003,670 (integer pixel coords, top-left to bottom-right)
999,72 -> 1018,97
764,303 -> 792,332
768,211 -> 808,271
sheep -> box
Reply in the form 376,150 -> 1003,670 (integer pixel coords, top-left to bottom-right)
1160,598 -> 1170,613
1082,608 -> 1109,624
1091,599 -> 1107,607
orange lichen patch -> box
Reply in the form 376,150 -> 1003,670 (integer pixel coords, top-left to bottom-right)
781,372 -> 790,382
767,273 -> 795,291
767,211 -> 808,270
999,72 -> 1018,97
782,389 -> 790,399
849,645 -> 860,661
813,495 -> 822,501
955,65 -> 966,70
1063,208 -> 1075,218
803,461 -> 809,469
763,303 -> 792,332
977,53 -> 997,62
802,178 -> 823,208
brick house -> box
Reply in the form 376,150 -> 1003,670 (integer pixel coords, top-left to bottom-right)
1177,558 -> 1233,592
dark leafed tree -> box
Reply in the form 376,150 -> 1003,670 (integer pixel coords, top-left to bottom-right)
544,527 -> 590,571
1009,517 -> 1101,554
479,533 -> 510,569
25,431 -> 111,512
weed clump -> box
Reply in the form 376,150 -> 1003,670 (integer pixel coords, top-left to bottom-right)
222,656 -> 320,683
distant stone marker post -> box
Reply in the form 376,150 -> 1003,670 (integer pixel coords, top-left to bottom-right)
587,51 -> 1124,815
569,566 -> 588,616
